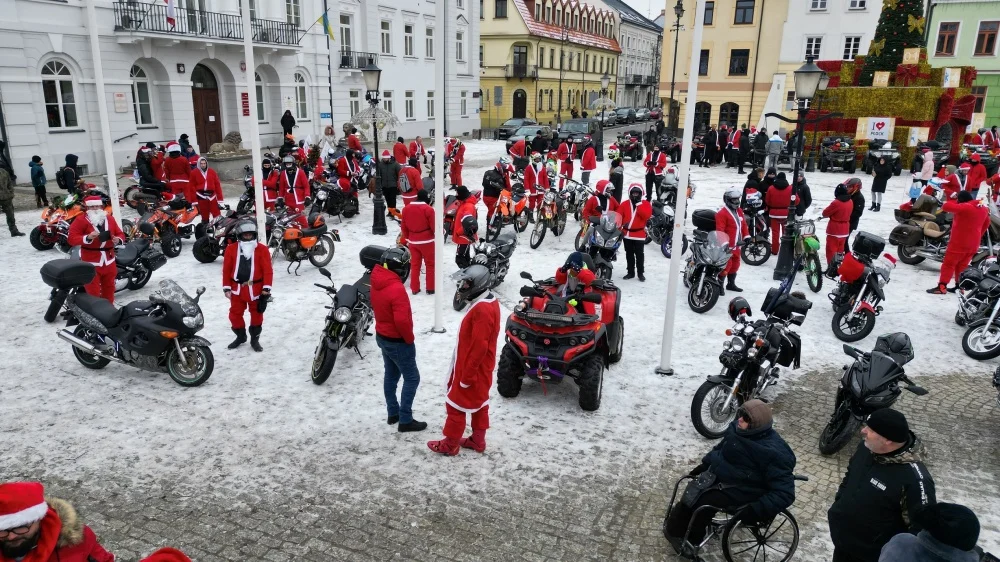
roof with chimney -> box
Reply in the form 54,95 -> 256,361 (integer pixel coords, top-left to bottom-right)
515,0 -> 623,53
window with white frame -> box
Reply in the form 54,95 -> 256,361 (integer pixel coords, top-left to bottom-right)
460,91 -> 468,116
383,90 -> 393,115
130,65 -> 153,126
254,72 -> 265,122
425,27 -> 434,57
404,24 -> 414,56
456,31 -> 465,61
294,72 -> 308,119
349,90 -> 361,116
340,15 -> 352,51
843,36 -> 862,60
42,60 -> 78,129
405,91 -> 415,120
810,0 -> 826,10
805,36 -> 823,59
381,21 -> 392,55
285,0 -> 300,26
427,91 -> 435,117
848,0 -> 866,9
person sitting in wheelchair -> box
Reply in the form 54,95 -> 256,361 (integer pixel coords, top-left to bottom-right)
664,399 -> 796,558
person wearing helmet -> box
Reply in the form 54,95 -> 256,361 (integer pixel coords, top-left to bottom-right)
190,157 -> 224,224
928,191 -> 991,294
620,183 -> 653,281
557,137 -> 577,189
643,144 -> 668,202
399,157 -> 423,207
523,152 -> 549,222
163,142 -> 192,201
222,219 -> 273,351
447,137 -> 465,189
451,186 -> 478,268
401,189 -> 436,294
482,159 -> 511,221
580,139 -> 597,187
822,185 -> 854,274
764,172 -> 793,254
370,245 -> 427,433
67,196 -> 125,304
508,136 -> 529,171
842,177 -> 866,236
377,149 -> 403,221
716,188 -> 750,293
967,153 -> 988,199
554,252 -> 598,313
582,179 -> 619,223
427,264 -> 501,456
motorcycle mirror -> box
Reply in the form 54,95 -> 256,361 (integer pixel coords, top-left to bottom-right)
905,385 -> 929,396
842,344 -> 861,359
789,312 -> 806,326
195,286 -> 206,296
318,267 -> 333,279
520,271 -> 533,281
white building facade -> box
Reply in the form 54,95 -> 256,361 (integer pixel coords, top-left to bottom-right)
603,0 -> 662,110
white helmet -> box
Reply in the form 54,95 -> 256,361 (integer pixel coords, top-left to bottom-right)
724,188 -> 741,210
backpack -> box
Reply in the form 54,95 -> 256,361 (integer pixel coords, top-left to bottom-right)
398,168 -> 413,193
56,167 -> 71,191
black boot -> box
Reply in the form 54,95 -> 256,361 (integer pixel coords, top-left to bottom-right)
875,203 -> 881,212
9,228 -> 24,237
228,328 -> 247,349
726,274 -> 743,292
249,325 -> 263,352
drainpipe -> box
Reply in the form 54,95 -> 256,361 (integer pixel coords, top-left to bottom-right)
443,0 -> 448,136
748,0 -> 765,128
923,1 -> 937,46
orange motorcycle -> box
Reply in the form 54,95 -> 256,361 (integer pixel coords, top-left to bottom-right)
127,199 -> 200,258
485,183 -> 530,241
268,201 -> 339,274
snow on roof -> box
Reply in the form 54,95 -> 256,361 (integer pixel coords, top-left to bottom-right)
600,0 -> 664,33
516,0 -> 622,53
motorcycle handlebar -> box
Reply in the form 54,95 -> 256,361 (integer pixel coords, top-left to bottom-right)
314,283 -> 335,292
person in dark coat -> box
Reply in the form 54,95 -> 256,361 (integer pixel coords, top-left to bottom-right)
844,178 -> 866,235
664,400 -> 796,554
376,149 -> 402,221
738,125 -> 752,174
701,126 -> 718,167
828,409 -> 936,562
530,132 -> 549,155
655,118 -> 665,137
29,155 -> 49,207
870,156 -> 893,212
717,126 -> 729,164
280,110 -> 296,136
793,170 -> 812,217
58,154 -> 81,194
177,134 -> 191,154
741,168 -> 764,207
878,503 -> 981,562
753,128 -> 769,168
0,140 -> 15,183
760,167 -> 777,196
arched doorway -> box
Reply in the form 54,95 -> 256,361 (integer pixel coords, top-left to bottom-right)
719,102 -> 739,129
191,64 -> 222,152
694,102 -> 712,133
512,89 -> 527,119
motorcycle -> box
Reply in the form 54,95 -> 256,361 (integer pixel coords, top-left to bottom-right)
452,233 -> 518,311
309,247 -> 381,385
582,211 -> 624,280
30,191 -> 111,253
644,201 -> 686,259
792,218 -> 825,293
485,183 -> 530,241
691,288 -> 812,439
191,205 -> 251,264
959,267 -> 1000,360
559,176 -> 590,221
890,198 -> 1000,266
684,210 -> 733,313
234,165 -> 257,215
818,333 -> 927,455
267,201 -> 339,274
616,131 -> 644,162
41,260 -> 213,387
828,232 -> 895,342
122,176 -> 168,210
740,191 -> 772,266
426,185 -> 482,239
529,186 -> 570,249
656,166 -> 680,206
113,227 -> 168,294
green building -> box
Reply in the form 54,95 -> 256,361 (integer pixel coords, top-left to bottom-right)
926,0 -> 999,126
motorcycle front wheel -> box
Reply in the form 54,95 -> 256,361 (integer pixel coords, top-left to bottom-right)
529,220 -> 547,249
691,381 -> 740,439
515,210 -> 529,232
308,234 -> 336,267
661,233 -> 688,259
554,211 -> 567,236
486,215 -> 502,242
805,253 -> 823,293
818,404 -> 860,455
832,305 -> 875,342
574,226 -> 589,252
311,336 -> 338,385
166,343 -> 214,387
688,279 -> 719,314
161,234 -> 182,258
962,319 -> 1000,360
741,240 -> 771,266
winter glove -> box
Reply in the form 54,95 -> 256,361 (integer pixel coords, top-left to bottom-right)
256,296 -> 268,313
733,507 -> 761,525
688,464 -> 708,478
98,230 -> 111,242
223,288 -> 232,299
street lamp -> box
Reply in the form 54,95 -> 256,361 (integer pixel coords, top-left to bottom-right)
772,57 -> 825,281
668,0 -> 684,134
362,62 -> 387,236
804,72 -> 830,172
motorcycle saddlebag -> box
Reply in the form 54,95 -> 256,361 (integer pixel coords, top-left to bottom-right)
776,331 -> 801,368
40,260 -> 96,289
852,231 -> 886,259
360,245 -> 389,271
893,208 -> 912,223
692,209 -> 717,232
888,224 -> 922,247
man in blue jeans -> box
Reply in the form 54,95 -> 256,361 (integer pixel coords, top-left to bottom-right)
370,246 -> 427,432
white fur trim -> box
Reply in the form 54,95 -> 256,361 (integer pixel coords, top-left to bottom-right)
0,501 -> 48,530
445,396 -> 488,414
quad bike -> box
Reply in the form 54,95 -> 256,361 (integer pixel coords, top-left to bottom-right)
30,191 -> 112,253
496,267 -> 624,411
485,183 -> 530,241
128,198 -> 201,258
122,177 -> 169,210
528,186 -> 570,249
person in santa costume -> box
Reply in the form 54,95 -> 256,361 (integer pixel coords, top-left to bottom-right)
945,163 -> 972,200
162,143 -> 192,201
427,264 -> 501,456
452,186 -> 478,268
0,481 -> 114,562
409,135 -> 427,164
928,191 -> 991,294
967,153 -> 989,198
715,188 -> 750,293
556,138 -> 576,189
447,138 -> 466,188
582,179 -> 618,222
523,152 -> 549,222
400,189 -> 436,294
643,144 -> 668,202
619,184 -> 652,281
392,136 -> 409,165
580,140 -> 597,187
223,219 -> 273,352
336,150 -> 362,194
508,137 -> 529,172
266,155 -> 310,217
399,157 -> 423,208
67,196 -> 125,304
346,127 -> 363,152
189,157 -> 224,224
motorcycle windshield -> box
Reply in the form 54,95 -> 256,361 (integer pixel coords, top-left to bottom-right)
599,211 -> 623,231
855,352 -> 904,395
703,231 -> 731,267
156,279 -> 200,316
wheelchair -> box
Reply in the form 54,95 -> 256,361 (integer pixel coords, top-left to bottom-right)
662,474 -> 808,561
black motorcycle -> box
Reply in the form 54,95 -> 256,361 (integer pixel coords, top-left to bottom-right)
311,180 -> 360,220
453,234 -> 518,311
309,246 -> 381,385
191,205 -> 251,264
232,165 -> 257,216
583,211 -> 624,280
818,333 -> 927,455
955,266 -> 1000,327
828,232 -> 895,342
740,192 -> 772,266
41,261 -> 213,387
691,288 -> 811,439
645,201 -> 688,259
684,211 -> 733,313
113,230 -> 167,294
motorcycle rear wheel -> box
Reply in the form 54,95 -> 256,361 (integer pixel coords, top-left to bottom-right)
30,226 -> 56,251
818,405 -> 860,455
71,326 -> 111,369
311,336 -> 338,385
896,245 -> 925,265
121,219 -> 135,240
167,343 -> 214,387
192,236 -> 220,263
661,233 -> 688,259
691,381 -> 740,439
741,240 -> 771,266
574,226 -> 589,252
554,211 -> 567,236
114,269 -> 131,293
486,216 -> 502,242
805,253 -> 823,293
529,220 -> 547,249
962,320 -> 1000,360
308,234 -> 336,267
832,305 -> 875,342
515,210 -> 529,232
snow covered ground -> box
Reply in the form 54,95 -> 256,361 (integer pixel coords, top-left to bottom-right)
1,139 -> 998,558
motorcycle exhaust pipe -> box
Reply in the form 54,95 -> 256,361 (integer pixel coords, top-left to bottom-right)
57,329 -> 123,364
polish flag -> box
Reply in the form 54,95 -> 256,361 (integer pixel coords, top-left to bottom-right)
165,0 -> 176,28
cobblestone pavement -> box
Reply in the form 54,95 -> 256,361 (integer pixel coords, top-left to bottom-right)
4,368 -> 997,562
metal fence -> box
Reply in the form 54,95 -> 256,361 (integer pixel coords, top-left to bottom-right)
113,1 -> 300,46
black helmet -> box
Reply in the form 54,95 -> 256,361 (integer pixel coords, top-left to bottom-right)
380,246 -> 411,282
728,296 -> 751,321
233,219 -> 258,241
461,215 -> 478,238
628,184 -> 644,201
843,177 -> 863,195
874,332 -> 914,364
456,264 -> 491,302
262,157 -> 272,168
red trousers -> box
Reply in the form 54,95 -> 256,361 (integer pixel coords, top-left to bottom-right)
483,196 -> 499,221
528,192 -> 543,210
939,250 -> 976,286
770,218 -> 787,254
723,249 -> 741,276
229,291 -> 264,329
826,235 -> 847,265
409,242 -> 435,293
197,199 -> 221,222
443,403 -> 489,441
450,164 -> 463,187
559,162 -> 574,188
84,263 -> 117,305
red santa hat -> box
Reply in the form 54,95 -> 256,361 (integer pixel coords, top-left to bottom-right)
960,162 -> 972,170
381,150 -> 391,158
141,547 -> 192,562
140,146 -> 151,154
166,142 -> 181,153
84,196 -> 104,207
971,153 -> 981,163
0,482 -> 49,530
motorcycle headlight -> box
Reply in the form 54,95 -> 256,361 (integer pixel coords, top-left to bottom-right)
594,231 -> 606,246
730,337 -> 744,352
472,253 -> 488,265
316,190 -> 328,201
333,306 -> 353,323
544,192 -> 555,204
182,312 -> 204,329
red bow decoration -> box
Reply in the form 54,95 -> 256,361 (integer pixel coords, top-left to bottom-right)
936,90 -> 955,128
895,64 -> 920,86
960,67 -> 978,88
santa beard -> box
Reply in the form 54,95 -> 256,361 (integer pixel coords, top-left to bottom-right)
1,530 -> 40,558
87,210 -> 106,227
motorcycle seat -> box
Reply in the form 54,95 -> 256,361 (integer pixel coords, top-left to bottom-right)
512,192 -> 525,203
119,300 -> 153,321
116,239 -> 150,265
923,224 -> 948,238
913,212 -> 937,221
495,232 -> 517,251
301,224 -> 328,238
75,293 -> 121,328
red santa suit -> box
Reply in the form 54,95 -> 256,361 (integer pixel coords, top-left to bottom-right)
399,164 -> 423,207
938,199 -> 990,287
335,155 -> 361,193
557,141 -> 576,188
581,145 -> 597,173
643,150 -> 668,199
347,134 -> 363,152
150,152 -> 166,181
984,129 -> 997,149
715,205 -> 749,276
448,140 -> 466,187
451,198 -> 478,245
764,179 -> 793,253
429,291 -> 501,455
618,197 -> 652,242
523,161 -> 549,210
968,158 -> 989,194
400,200 -> 435,293
945,170 -> 970,199
393,141 -> 409,164
969,133 -> 984,145
508,139 -> 527,161
273,166 -> 311,213
223,241 -> 273,329
163,146 -> 192,200
988,173 -> 1000,202
822,197 -> 853,264
582,180 -> 619,222
409,139 -> 427,161
67,198 -> 125,304
189,159 -> 224,222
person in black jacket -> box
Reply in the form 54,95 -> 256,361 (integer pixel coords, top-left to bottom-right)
870,156 -> 893,212
741,168 -> 764,207
530,132 -> 549,155
738,125 -> 752,174
717,126 -> 729,165
701,126 -> 718,168
760,167 -> 777,196
58,153 -> 81,194
793,170 -> 812,217
280,110 -> 296,136
136,149 -> 166,194
844,177 -> 866,236
664,400 -> 796,554
376,149 -> 402,221
753,128 -> 769,168
827,409 -> 935,562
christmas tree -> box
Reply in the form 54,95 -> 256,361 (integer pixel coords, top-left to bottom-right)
858,0 -> 926,86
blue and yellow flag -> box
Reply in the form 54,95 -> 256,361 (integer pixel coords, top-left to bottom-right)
318,11 -> 335,41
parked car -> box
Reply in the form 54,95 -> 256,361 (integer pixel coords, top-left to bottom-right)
557,119 -> 603,156
505,125 -> 554,153
862,139 -> 902,176
649,107 -> 662,120
819,136 -> 858,173
961,144 -> 1000,177
498,118 -> 538,140
910,140 -> 951,174
614,107 -> 636,125
634,108 -> 651,122
598,111 -> 618,127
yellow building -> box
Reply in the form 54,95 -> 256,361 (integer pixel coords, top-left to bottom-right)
658,0 -> 789,133
480,0 -> 622,129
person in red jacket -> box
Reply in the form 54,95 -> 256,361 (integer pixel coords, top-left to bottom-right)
399,158 -> 423,207
551,252 -> 599,314
764,172 -> 793,254
556,139 -> 576,189
141,547 -> 191,562
150,146 -> 166,181
336,150 -> 361,194
189,157 -> 224,224
715,188 -> 750,292
223,220 -> 273,351
448,138 -> 465,188
67,196 -> 125,304
370,246 -> 428,433
822,184 -> 854,271
392,136 -> 409,164
400,189 -> 436,294
988,172 -> 1000,202
945,164 -> 972,199
270,155 -> 310,214
409,136 -> 427,163
0,481 -> 115,562
619,184 -> 652,281
523,153 -> 549,221
928,191 -> 991,294
427,265 -> 501,456
967,154 -> 989,198
452,186 -> 478,268
508,137 -> 528,171
346,128 -> 363,152
643,145 -> 668,202
162,143 -> 192,200
582,179 -> 619,222
580,141 -> 597,186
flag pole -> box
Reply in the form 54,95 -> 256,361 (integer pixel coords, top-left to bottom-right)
85,0 -> 122,225
656,0 -> 707,376
432,0 -> 446,334
241,0 -> 265,235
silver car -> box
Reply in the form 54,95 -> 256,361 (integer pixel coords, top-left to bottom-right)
635,108 -> 651,121
599,111 -> 617,127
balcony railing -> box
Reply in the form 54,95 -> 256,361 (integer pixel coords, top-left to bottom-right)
113,1 -> 301,46
631,74 -> 643,85
338,50 -> 380,70
505,64 -> 538,80
645,75 -> 657,85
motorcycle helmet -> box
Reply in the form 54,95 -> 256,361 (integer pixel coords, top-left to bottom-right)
607,146 -> 620,161
531,152 -> 543,164
834,184 -> 851,202
724,188 -> 741,210
628,183 -> 644,203
563,251 -> 588,274
546,161 -> 557,176
498,156 -> 512,169
282,155 -> 296,170
843,177 -> 863,195
455,264 -> 491,302
233,219 -> 258,242
728,297 -> 751,321
461,215 -> 478,239
380,246 -> 411,282
873,332 -> 914,364
595,179 -> 610,195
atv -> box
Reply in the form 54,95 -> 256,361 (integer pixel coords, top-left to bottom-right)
496,268 -> 624,411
